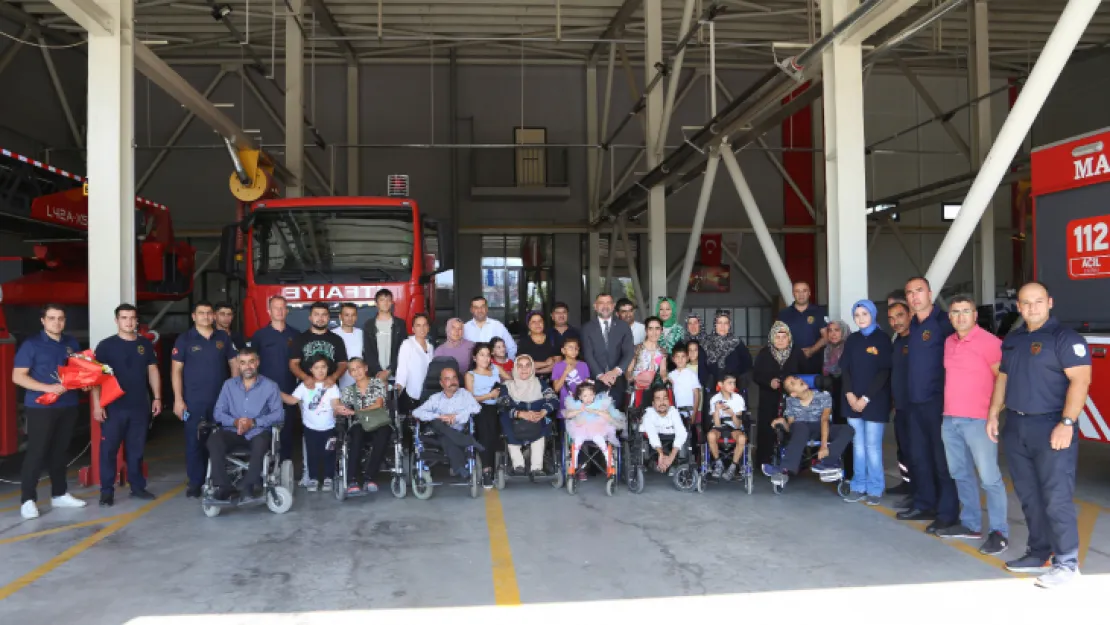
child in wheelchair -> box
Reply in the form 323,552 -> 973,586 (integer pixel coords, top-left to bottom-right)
706,374 -> 747,481
640,386 -> 688,475
764,375 -> 854,490
562,380 -> 624,481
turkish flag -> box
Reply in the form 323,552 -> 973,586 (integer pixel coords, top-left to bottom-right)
699,234 -> 722,266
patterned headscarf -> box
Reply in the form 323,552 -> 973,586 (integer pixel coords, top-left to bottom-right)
704,310 -> 741,369
684,312 -> 706,343
767,321 -> 793,366
823,319 -> 851,376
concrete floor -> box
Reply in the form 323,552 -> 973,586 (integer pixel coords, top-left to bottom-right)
0,420 -> 1107,624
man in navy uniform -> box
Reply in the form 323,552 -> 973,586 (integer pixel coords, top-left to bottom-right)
92,304 -> 161,506
12,304 -> 88,519
172,301 -> 238,498
988,282 -> 1091,588
214,302 -> 246,351
777,281 -> 828,374
897,276 -> 959,534
250,295 -> 301,463
887,301 -> 914,507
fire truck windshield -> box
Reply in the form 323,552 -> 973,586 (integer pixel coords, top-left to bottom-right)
251,208 -> 414,284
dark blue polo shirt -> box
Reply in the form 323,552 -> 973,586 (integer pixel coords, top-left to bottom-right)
907,305 -> 954,404
14,331 -> 81,408
94,334 -> 157,411
547,325 -> 581,351
839,328 -> 893,422
250,323 -> 301,393
172,328 -> 234,408
1000,317 -> 1091,415
226,330 -> 246,351
779,304 -> 827,351
890,333 -> 911,411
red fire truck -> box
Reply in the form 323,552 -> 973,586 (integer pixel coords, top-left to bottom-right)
1030,128 -> 1110,444
0,148 -> 195,457
219,173 -> 451,338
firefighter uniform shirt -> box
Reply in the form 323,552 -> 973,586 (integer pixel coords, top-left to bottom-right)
172,328 -> 235,409
95,334 -> 157,411
1000,317 -> 1091,414
14,331 -> 81,408
250,324 -> 301,393
907,306 -> 954,404
290,330 -> 348,378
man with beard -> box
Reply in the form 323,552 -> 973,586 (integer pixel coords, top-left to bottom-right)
289,302 -> 348,485
888,301 -> 914,503
412,366 -> 483,479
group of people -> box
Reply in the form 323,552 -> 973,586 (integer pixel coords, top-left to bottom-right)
10,277 -> 1090,588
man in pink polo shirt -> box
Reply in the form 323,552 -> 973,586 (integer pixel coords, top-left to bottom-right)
937,295 -> 1007,556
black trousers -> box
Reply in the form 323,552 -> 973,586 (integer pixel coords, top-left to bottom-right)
475,404 -> 500,470
99,406 -> 150,494
304,427 -> 337,481
347,425 -> 392,483
893,408 -> 914,493
21,406 -> 79,503
205,429 -> 272,490
278,403 -> 302,465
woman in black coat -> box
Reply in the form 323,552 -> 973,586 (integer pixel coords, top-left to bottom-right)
838,300 -> 892,503
752,321 -> 805,467
701,311 -> 753,422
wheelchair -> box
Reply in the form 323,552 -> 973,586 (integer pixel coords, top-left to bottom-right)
332,385 -> 410,501
405,357 -> 483,500
561,399 -> 623,497
693,389 -> 755,495
199,422 -> 294,517
766,374 -> 850,497
493,417 -> 565,491
621,385 -> 697,494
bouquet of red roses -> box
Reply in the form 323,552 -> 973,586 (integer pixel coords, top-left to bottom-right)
35,349 -> 125,407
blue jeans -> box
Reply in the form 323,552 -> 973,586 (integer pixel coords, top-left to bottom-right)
941,416 -> 1009,536
848,418 -> 885,496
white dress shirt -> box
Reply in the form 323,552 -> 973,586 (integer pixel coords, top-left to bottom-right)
630,321 -> 646,346
395,336 -> 435,400
332,326 -> 364,389
463,318 -> 517,358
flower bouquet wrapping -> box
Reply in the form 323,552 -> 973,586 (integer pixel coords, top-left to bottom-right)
35,349 -> 125,407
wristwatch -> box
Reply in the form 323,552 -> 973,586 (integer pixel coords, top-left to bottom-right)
1061,417 -> 1077,426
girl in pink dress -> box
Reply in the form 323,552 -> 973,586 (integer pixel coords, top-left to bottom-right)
562,381 -> 625,474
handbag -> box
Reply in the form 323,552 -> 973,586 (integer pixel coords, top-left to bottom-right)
511,416 -> 545,441
355,407 -> 391,433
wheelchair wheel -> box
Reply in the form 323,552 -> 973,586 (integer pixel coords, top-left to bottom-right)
552,465 -> 565,489
495,465 -> 507,491
391,453 -> 411,499
469,457 -> 482,499
672,465 -> 696,492
566,475 -> 577,495
837,479 -> 851,498
605,477 -> 616,497
202,503 -> 222,518
267,486 -> 294,514
335,448 -> 348,502
772,482 -> 784,495
280,460 -> 294,492
413,468 -> 434,500
627,466 -> 645,494
745,445 -> 755,495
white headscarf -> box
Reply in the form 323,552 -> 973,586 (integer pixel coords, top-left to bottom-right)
505,354 -> 543,402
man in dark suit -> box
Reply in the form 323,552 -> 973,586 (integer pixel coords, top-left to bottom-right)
362,289 -> 407,381
581,293 -> 634,408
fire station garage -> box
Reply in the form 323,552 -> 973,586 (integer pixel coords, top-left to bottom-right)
1,0 -> 1109,622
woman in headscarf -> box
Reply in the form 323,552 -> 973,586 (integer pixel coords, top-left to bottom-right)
655,297 -> 685,354
823,319 -> 853,477
433,318 -> 475,374
702,311 -> 753,417
684,312 -> 706,343
753,321 -> 805,467
497,355 -> 559,477
838,300 -> 892,506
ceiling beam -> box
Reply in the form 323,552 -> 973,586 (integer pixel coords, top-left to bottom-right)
48,0 -> 113,34
0,2 -> 85,47
306,0 -> 358,64
588,0 -> 642,62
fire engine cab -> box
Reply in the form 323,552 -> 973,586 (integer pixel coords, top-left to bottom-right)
1031,128 -> 1110,444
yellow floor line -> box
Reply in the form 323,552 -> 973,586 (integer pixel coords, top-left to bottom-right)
484,490 -> 521,605
0,484 -> 185,601
0,512 -> 131,546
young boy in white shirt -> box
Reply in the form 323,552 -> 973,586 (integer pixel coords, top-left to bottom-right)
640,387 -> 688,474
666,342 -> 701,416
707,374 -> 747,481
292,356 -> 342,492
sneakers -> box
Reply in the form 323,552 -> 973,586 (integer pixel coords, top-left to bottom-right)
364,481 -> 379,493
935,524 -> 983,540
99,492 -> 114,507
812,460 -> 841,474
712,459 -> 724,478
576,469 -> 588,481
1005,549 -> 1053,574
1035,564 -> 1081,589
52,493 -> 87,508
979,531 -> 1009,556
20,500 -> 39,519
843,490 -> 867,503
863,495 -> 881,506
347,483 -> 362,495
322,478 -> 334,491
722,463 -> 737,481
186,485 -> 202,499
760,463 -> 774,478
306,479 -> 319,492
482,472 -> 494,489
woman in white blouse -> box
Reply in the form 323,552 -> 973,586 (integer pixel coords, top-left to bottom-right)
394,313 -> 435,412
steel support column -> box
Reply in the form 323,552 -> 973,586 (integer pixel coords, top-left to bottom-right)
674,147 -> 721,316
644,0 -> 667,304
85,0 -> 134,345
720,149 -> 793,304
618,217 -> 647,314
969,0 -> 994,307
821,0 -> 870,324
347,64 -> 359,195
656,0 -> 696,159
586,62 -> 602,299
926,0 -> 1101,295
286,0 -> 305,198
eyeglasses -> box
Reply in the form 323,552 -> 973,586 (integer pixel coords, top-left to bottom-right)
949,309 -> 975,317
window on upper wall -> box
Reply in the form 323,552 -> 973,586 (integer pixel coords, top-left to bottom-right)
942,202 -> 962,222
481,235 -> 554,337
